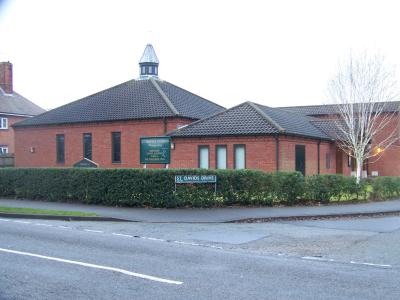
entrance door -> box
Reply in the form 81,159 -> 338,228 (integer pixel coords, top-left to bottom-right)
295,145 -> 306,176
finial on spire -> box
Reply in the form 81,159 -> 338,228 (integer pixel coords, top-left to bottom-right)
139,44 -> 159,79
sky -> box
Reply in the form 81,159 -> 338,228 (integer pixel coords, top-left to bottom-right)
1,0 -> 400,110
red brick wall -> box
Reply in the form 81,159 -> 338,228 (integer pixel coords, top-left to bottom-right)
335,147 -> 353,176
315,112 -> 400,176
171,135 -> 336,175
319,141 -> 337,175
170,136 -> 277,171
15,115 -> 399,176
368,115 -> 400,176
14,117 -> 192,168
0,114 -> 29,153
278,137 -> 335,175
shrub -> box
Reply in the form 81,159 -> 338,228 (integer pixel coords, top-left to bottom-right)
0,168 -> 397,207
371,176 -> 400,199
305,174 -> 344,203
0,168 -> 277,208
272,172 -> 305,205
305,175 -> 370,202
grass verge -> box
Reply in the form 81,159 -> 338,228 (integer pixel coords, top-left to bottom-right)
0,206 -> 97,217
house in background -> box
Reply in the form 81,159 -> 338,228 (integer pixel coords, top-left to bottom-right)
0,61 -> 45,157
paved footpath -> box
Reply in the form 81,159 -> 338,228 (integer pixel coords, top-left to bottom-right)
1,198 -> 400,222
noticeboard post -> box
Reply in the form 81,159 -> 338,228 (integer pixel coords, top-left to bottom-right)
140,136 -> 171,165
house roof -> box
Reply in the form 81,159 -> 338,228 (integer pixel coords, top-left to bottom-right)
0,88 -> 45,116
168,101 -> 331,140
280,101 -> 400,116
13,78 -> 225,127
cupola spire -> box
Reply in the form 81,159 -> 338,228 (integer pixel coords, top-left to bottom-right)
139,44 -> 159,79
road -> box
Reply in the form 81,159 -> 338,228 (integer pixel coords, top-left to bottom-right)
1,216 -> 400,299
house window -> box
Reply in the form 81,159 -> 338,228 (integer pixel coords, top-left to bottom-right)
0,146 -> 8,154
234,144 -> 246,169
326,152 -> 331,169
216,145 -> 227,169
56,134 -> 65,163
141,66 -> 145,74
148,66 -> 153,74
198,146 -> 209,169
83,133 -> 92,160
0,118 -> 8,129
112,132 -> 121,163
348,155 -> 352,167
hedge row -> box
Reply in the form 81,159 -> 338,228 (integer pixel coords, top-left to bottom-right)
371,176 -> 400,199
304,174 -> 369,203
0,168 -> 397,208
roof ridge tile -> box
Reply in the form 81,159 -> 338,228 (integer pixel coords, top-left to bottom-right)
167,102 -> 242,136
247,102 -> 285,132
162,81 -> 226,110
149,78 -> 179,116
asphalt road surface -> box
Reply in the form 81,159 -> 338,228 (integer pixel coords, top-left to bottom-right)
1,216 -> 399,300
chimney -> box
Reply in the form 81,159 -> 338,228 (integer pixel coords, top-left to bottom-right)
0,62 -> 13,94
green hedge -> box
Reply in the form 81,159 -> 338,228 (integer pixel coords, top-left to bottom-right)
304,175 -> 369,203
0,168 -> 397,208
371,177 -> 400,200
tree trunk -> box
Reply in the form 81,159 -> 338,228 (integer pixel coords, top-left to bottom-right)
356,157 -> 363,184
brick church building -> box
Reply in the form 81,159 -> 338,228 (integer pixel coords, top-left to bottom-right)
13,45 -> 400,176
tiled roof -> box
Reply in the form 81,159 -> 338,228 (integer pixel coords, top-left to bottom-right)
13,78 -> 225,127
311,119 -> 346,140
280,101 -> 400,116
0,88 -> 45,116
156,81 -> 225,120
256,104 -> 330,139
169,101 -> 331,140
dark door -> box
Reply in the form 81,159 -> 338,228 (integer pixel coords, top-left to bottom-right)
295,145 -> 306,176
336,148 -> 343,174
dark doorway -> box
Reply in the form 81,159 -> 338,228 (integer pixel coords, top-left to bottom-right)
295,145 -> 306,176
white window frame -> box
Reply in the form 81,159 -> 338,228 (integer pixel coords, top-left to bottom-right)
0,117 -> 8,129
198,146 -> 209,169
216,145 -> 227,169
0,146 -> 8,154
234,144 -> 246,169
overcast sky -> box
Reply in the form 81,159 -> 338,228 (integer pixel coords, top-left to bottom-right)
1,0 -> 400,110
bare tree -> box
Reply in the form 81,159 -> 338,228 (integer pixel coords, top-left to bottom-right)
328,53 -> 400,183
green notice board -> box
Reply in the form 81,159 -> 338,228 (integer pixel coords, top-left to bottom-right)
140,136 -> 171,164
